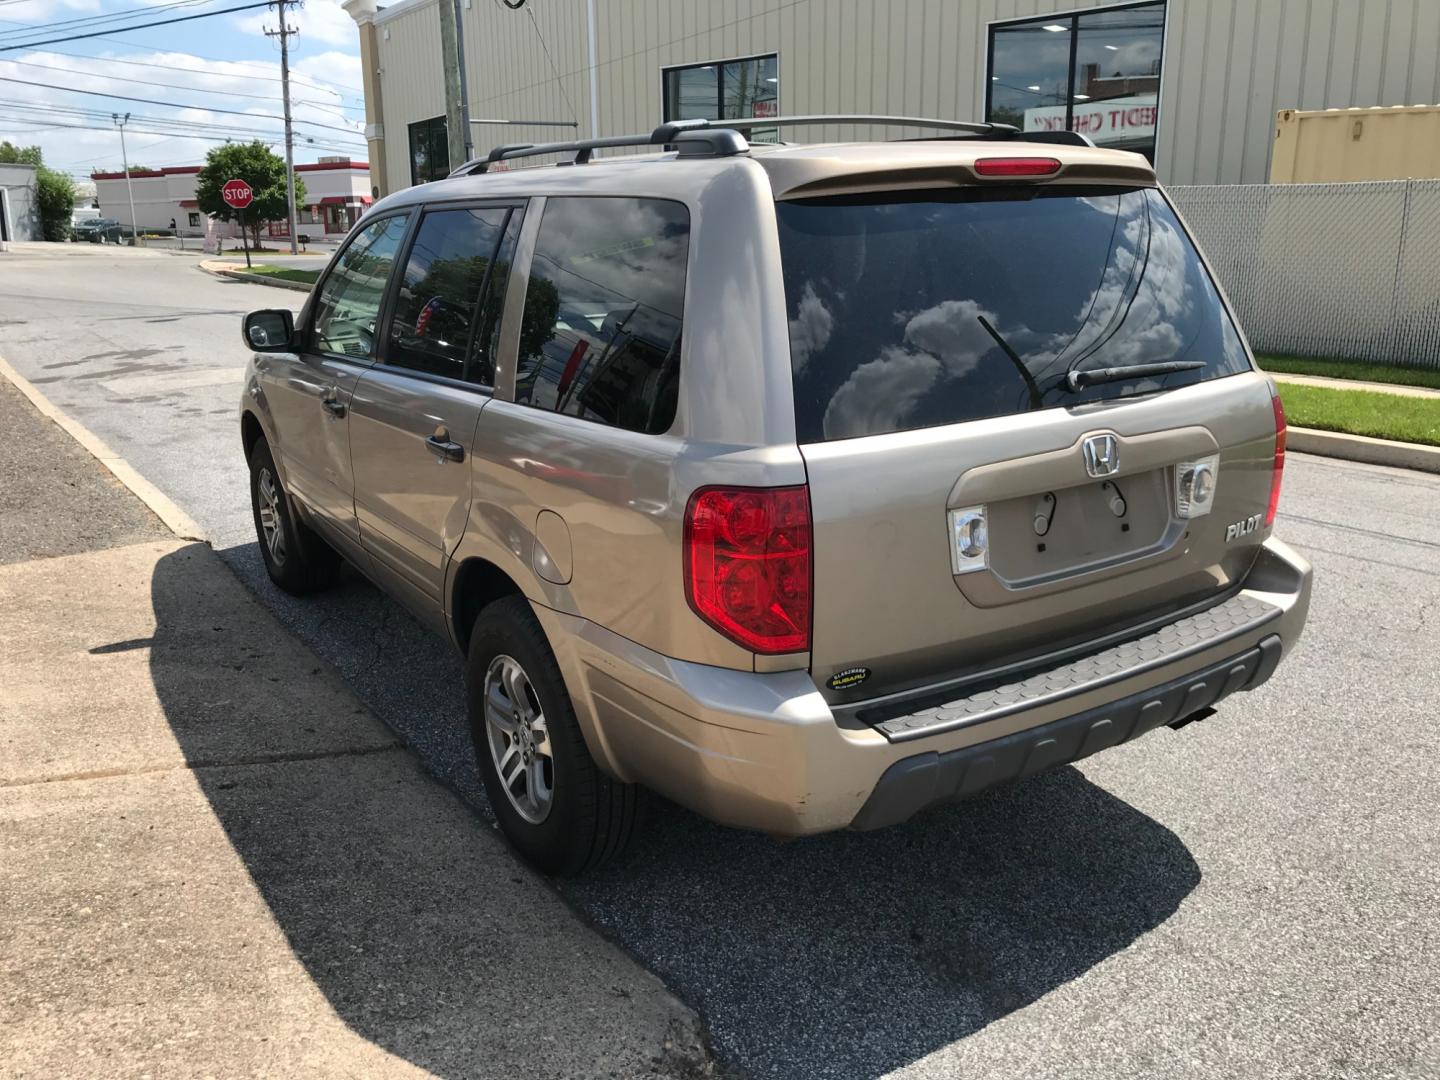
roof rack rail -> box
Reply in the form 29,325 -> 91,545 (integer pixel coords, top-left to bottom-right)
450,119 -> 749,176
717,114 -> 1100,147
716,114 -> 1019,137
448,115 -> 1095,179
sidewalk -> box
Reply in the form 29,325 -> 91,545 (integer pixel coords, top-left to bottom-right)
0,379 -> 712,1077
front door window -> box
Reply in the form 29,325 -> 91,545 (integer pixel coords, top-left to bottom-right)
310,214 -> 410,359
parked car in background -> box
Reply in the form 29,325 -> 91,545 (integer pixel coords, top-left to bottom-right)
72,218 -> 125,244
237,115 -> 1312,876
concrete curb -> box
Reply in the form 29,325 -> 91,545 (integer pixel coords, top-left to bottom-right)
199,259 -> 313,292
0,354 -> 207,542
1289,426 -> 1440,475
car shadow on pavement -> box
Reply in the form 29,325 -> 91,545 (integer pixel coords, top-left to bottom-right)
161,543 -> 1201,1080
570,772 -> 1201,1078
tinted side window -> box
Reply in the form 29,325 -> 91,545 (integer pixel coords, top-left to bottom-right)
311,214 -> 410,359
513,197 -> 688,435
386,206 -> 510,382
475,210 -> 522,385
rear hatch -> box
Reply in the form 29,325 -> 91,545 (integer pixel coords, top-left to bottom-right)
775,172 -> 1281,705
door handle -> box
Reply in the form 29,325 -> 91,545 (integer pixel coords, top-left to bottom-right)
321,396 -> 346,418
425,434 -> 465,463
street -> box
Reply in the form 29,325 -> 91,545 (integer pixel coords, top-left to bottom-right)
2,244 -> 1437,1079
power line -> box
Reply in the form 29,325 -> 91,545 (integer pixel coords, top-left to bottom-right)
0,73 -> 365,136
0,0 -> 219,41
0,99 -> 363,150
524,4 -> 577,128
0,114 -> 363,158
0,2 -> 272,53
18,46 -> 363,98
0,55 -> 365,115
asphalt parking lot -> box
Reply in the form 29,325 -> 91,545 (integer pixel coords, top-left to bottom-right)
2,246 -> 1436,1078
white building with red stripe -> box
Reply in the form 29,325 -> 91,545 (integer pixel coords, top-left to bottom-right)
91,158 -> 373,239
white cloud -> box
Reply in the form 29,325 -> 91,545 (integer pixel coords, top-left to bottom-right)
0,47 -> 366,175
0,0 -> 102,24
787,282 -> 832,375
232,0 -> 358,49
293,49 -> 364,96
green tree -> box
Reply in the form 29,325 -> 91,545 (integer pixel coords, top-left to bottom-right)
194,141 -> 305,250
0,141 -> 43,166
35,166 -> 75,241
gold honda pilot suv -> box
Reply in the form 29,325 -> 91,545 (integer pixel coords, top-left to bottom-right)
238,116 -> 1312,874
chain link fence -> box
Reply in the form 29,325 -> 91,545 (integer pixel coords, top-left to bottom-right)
1169,180 -> 1440,370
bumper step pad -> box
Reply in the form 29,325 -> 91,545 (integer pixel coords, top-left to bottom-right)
871,593 -> 1280,742
851,634 -> 1283,831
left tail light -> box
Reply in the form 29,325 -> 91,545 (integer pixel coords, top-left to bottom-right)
1265,392 -> 1287,527
683,486 -> 812,655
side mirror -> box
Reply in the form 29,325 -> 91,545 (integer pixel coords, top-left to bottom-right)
243,309 -> 296,352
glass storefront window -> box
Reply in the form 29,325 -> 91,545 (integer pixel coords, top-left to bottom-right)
987,2 -> 1165,162
663,54 -> 778,142
408,116 -> 450,186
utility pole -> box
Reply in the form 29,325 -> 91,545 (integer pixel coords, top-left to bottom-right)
451,0 -> 473,160
112,113 -> 140,247
266,0 -> 300,254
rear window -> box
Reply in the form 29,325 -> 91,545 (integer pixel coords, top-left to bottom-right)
776,186 -> 1250,442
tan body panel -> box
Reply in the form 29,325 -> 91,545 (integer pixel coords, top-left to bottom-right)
801,373 -> 1278,703
535,537 -> 1311,834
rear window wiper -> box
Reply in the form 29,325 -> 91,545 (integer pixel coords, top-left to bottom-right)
1064,360 -> 1207,392
977,316 -> 1041,410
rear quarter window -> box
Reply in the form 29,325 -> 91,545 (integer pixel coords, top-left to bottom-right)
776,186 -> 1251,443
513,196 -> 689,435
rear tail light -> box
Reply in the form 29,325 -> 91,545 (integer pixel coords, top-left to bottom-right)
973,157 -> 1062,177
1265,392 -> 1287,527
684,486 -> 811,654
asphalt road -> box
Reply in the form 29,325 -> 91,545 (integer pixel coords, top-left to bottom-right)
2,245 -> 1437,1079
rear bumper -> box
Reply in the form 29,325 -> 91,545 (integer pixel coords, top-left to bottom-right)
534,536 -> 1312,837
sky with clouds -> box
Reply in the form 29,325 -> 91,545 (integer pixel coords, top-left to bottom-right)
0,0 -> 366,178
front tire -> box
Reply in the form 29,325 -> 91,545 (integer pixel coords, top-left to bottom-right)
466,596 -> 638,875
248,437 -> 340,595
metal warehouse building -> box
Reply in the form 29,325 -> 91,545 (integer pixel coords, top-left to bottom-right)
341,0 -> 1440,197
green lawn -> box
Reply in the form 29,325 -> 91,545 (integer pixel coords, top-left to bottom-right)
243,264 -> 320,285
1257,354 -> 1440,391
1277,382 -> 1440,447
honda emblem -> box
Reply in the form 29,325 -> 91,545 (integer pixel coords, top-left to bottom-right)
1082,434 -> 1120,478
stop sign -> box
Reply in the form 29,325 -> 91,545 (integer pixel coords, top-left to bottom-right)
221,178 -> 254,210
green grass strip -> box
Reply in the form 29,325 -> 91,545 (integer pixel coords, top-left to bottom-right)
1257,354 -> 1440,391
1277,383 -> 1440,447
244,264 -> 320,285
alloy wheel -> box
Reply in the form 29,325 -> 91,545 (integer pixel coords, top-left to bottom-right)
256,466 -> 286,566
484,654 -> 554,824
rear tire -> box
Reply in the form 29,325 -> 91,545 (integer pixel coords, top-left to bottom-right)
248,437 -> 340,595
466,595 -> 638,875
